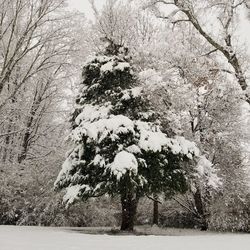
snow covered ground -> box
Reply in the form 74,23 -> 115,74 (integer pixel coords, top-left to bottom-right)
0,226 -> 250,250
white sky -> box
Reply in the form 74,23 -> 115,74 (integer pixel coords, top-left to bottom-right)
67,0 -> 105,19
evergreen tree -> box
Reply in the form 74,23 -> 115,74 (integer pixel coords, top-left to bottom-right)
54,43 -> 203,231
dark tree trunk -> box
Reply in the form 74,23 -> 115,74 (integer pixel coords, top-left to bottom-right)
18,115 -> 33,163
153,194 -> 159,225
153,200 -> 159,225
120,192 -> 138,231
193,186 -> 208,231
18,94 -> 41,163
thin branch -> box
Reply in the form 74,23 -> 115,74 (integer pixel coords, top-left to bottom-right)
0,129 -> 24,138
201,49 -> 218,57
146,195 -> 163,204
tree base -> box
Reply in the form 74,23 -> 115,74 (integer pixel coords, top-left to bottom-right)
120,193 -> 138,231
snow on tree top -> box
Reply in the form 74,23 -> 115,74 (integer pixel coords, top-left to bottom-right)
54,144 -> 85,187
84,55 -> 132,75
137,121 -> 199,157
75,104 -> 112,125
175,136 -> 200,158
63,184 -> 90,207
84,55 -> 110,65
55,157 -> 73,186
63,185 -> 81,205
126,144 -> 142,154
72,111 -> 200,158
138,129 -> 170,152
72,115 -> 135,142
109,151 -> 138,180
101,61 -> 131,73
196,156 -> 222,190
121,87 -> 143,100
114,62 -> 130,71
70,101 -> 201,158
101,61 -> 114,72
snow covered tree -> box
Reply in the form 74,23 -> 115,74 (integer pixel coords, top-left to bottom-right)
54,42 -> 205,231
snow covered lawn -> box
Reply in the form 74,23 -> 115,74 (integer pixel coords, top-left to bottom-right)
0,226 -> 250,250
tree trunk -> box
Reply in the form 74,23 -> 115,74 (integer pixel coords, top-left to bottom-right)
17,94 -> 41,163
120,192 -> 138,231
18,115 -> 34,163
153,194 -> 159,225
1,125 -> 11,163
193,186 -> 208,231
1,97 -> 17,162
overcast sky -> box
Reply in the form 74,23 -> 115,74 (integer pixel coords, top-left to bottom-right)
68,0 -> 105,19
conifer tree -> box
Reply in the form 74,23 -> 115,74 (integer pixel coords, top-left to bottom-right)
54,42 -> 204,231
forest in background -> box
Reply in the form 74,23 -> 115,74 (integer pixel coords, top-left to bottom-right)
0,0 -> 250,232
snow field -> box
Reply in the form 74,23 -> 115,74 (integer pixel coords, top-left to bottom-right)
1,226 -> 250,250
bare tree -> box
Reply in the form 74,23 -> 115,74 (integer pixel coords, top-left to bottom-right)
0,0 -> 67,109
89,0 -> 161,58
0,0 -> 87,163
146,0 -> 250,104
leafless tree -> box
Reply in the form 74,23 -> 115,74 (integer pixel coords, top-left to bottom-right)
0,0 -> 83,162
146,0 -> 250,104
